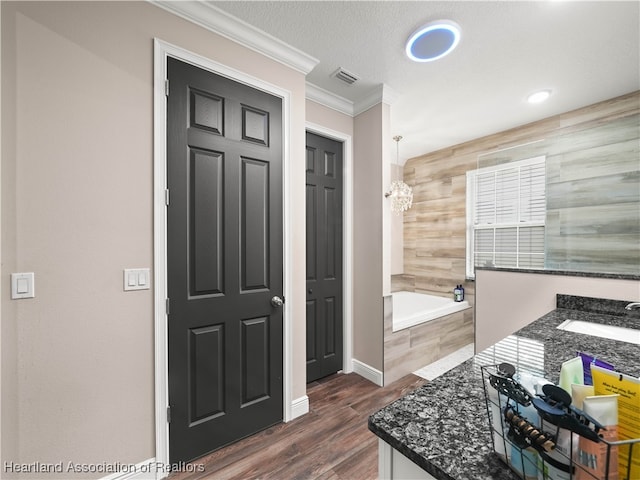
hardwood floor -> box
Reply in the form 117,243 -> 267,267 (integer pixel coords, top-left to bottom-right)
169,373 -> 426,480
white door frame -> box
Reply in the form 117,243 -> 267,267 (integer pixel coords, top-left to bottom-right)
305,123 -> 354,376
153,38 -> 294,475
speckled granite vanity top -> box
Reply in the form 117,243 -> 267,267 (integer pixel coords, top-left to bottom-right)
368,295 -> 640,480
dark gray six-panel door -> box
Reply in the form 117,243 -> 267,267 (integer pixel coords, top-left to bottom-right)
306,132 -> 343,383
167,57 -> 283,463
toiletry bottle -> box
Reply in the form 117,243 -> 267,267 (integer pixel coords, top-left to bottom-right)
453,285 -> 461,302
459,284 -> 465,301
537,422 -> 573,480
537,385 -> 574,480
559,356 -> 584,394
576,394 -> 619,480
486,379 -> 507,460
512,372 -> 543,480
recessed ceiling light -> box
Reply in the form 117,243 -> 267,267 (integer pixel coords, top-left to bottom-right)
527,90 -> 552,104
406,20 -> 461,63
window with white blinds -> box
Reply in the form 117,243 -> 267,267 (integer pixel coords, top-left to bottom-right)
466,156 -> 546,278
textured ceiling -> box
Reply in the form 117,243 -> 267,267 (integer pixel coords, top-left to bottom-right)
210,1 -> 640,164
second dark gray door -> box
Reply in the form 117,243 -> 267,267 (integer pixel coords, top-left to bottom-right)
306,132 -> 343,383
167,57 -> 284,463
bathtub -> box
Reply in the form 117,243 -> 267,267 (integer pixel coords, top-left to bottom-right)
391,291 -> 471,332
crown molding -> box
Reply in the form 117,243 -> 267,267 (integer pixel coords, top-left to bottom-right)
149,1 -> 319,74
305,82 -> 354,116
150,1 -> 402,117
381,84 -> 401,106
354,84 -> 401,116
306,82 -> 401,118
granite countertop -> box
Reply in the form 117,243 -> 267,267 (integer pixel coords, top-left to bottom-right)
474,266 -> 640,281
368,296 -> 640,480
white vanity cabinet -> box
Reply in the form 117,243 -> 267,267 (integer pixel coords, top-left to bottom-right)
378,439 -> 437,480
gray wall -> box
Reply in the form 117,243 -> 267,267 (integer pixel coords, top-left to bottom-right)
353,103 -> 386,373
1,1 -> 308,476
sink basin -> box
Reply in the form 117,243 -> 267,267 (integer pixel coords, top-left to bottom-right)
556,319 -> 640,345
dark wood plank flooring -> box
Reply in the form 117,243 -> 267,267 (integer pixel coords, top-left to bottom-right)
169,373 -> 426,480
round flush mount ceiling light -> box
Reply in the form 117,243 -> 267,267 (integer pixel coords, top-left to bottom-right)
406,20 -> 461,62
527,89 -> 552,104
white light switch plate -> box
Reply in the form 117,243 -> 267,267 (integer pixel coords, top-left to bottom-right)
11,272 -> 35,299
124,268 -> 151,291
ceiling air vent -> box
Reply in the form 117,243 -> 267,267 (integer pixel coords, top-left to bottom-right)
332,67 -> 359,85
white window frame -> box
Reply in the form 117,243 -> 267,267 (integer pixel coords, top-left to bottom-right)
466,156 -> 546,279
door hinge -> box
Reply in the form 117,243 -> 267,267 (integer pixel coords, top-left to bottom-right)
165,189 -> 170,206
166,298 -> 170,315
167,406 -> 171,424
165,79 -> 170,96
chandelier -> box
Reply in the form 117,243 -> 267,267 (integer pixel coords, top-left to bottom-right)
385,136 -> 413,215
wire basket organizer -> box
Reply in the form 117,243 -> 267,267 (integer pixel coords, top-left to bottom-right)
481,364 -> 639,480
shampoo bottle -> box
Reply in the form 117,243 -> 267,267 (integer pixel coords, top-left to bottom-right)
453,285 -> 462,302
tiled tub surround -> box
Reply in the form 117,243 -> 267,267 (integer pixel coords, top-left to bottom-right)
383,294 -> 474,386
369,296 -> 640,480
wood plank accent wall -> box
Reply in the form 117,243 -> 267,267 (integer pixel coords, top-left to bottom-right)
545,114 -> 639,274
393,91 -> 640,304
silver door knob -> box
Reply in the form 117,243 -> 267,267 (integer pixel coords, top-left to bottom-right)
271,296 -> 284,307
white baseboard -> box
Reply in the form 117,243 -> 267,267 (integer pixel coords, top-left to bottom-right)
100,457 -> 208,480
290,394 -> 309,420
100,458 -> 157,480
353,359 -> 384,386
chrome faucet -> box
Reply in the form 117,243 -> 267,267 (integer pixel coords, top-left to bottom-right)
625,302 -> 640,310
